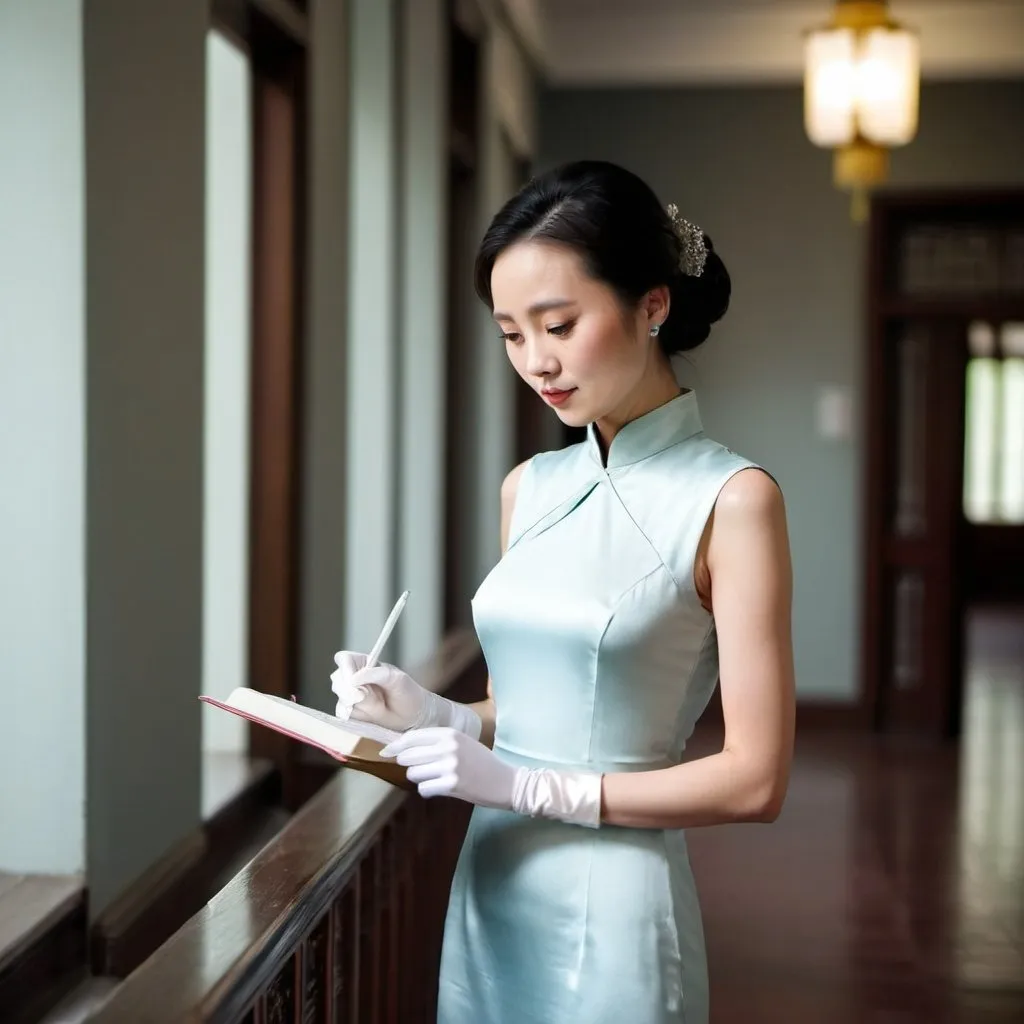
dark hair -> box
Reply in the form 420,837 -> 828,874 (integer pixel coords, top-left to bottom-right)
474,160 -> 730,355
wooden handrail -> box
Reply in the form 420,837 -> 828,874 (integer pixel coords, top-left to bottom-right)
91,629 -> 486,1023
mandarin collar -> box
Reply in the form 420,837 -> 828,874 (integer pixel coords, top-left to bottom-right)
586,389 -> 703,469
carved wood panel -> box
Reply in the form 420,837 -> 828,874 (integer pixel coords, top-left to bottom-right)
223,799 -> 471,1024
302,914 -> 329,1023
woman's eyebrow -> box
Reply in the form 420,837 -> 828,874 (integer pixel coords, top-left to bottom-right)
493,298 -> 575,321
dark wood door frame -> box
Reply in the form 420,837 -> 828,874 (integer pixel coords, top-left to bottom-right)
443,5 -> 481,633
212,0 -> 309,804
861,190 -> 1024,738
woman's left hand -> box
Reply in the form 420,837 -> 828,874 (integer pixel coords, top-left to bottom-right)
380,727 -> 604,828
379,727 -> 517,808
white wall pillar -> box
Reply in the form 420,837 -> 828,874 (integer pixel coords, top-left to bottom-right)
344,0 -> 400,657
397,0 -> 448,667
202,31 -> 252,753
0,0 -> 86,876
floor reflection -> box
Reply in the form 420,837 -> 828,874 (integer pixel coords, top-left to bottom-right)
956,607 -> 1024,992
686,606 -> 1024,1023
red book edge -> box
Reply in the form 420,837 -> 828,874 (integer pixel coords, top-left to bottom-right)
199,695 -> 353,764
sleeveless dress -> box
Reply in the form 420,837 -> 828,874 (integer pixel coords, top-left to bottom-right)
436,389 -> 759,1024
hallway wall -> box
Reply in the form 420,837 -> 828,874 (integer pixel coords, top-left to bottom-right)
83,0 -> 208,914
298,0 -> 352,714
0,0 -> 536,917
539,79 -> 1024,702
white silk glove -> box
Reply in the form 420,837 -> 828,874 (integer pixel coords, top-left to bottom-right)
331,651 -> 482,739
379,727 -> 603,828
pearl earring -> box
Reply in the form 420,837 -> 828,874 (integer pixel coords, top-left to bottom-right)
649,323 -> 661,337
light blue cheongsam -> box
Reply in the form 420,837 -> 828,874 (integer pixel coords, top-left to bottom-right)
437,390 -> 760,1024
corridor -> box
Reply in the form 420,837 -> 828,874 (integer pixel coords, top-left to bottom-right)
689,609 -> 1024,1023
4,2 -> 1024,1021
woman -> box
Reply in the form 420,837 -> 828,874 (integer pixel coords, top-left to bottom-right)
332,160 -> 795,1024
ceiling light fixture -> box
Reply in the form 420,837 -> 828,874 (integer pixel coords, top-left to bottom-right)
804,0 -> 920,222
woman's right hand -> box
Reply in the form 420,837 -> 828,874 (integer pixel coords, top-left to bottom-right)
331,650 -> 483,739
331,652 -> 431,732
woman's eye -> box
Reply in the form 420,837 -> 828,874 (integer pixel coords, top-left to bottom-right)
548,321 -> 574,337
500,331 -> 522,344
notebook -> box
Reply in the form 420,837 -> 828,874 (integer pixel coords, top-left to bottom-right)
199,688 -> 412,790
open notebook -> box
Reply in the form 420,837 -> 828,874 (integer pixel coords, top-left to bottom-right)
200,688 -> 412,789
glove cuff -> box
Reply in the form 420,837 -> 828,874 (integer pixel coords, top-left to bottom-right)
416,689 -> 483,741
510,767 -> 603,829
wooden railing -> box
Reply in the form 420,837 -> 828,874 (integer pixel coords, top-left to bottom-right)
91,630 -> 485,1024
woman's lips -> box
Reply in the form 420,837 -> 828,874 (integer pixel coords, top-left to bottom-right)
541,387 -> 576,406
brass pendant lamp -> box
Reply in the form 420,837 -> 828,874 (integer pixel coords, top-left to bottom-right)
803,1 -> 921,222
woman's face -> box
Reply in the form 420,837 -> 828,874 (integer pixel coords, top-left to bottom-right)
490,241 -> 667,430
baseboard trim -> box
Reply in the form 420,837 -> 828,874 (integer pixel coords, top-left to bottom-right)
797,700 -> 868,730
90,830 -> 208,977
0,888 -> 87,1024
90,759 -> 280,978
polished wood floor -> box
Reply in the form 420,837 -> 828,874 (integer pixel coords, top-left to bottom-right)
688,607 -> 1024,1023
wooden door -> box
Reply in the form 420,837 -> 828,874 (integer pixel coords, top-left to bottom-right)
862,193 -> 1024,737
214,0 -> 309,802
249,18 -> 307,805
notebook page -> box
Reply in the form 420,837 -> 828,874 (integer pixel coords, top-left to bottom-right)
225,688 -> 401,754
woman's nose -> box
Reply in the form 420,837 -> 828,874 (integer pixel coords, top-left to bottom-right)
524,337 -> 559,377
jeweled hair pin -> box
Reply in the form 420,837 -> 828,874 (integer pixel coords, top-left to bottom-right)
666,203 -> 707,278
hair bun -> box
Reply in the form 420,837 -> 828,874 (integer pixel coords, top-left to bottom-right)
659,237 -> 730,355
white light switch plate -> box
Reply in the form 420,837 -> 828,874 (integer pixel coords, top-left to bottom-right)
816,385 -> 852,439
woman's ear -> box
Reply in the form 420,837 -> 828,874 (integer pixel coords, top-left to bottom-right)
643,285 -> 671,329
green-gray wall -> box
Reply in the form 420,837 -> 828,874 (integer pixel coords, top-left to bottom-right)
84,0 -> 207,912
539,80 -> 1024,702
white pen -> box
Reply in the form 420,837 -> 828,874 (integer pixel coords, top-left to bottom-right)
364,590 -> 409,670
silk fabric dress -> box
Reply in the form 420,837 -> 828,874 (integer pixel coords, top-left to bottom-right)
437,390 -> 759,1024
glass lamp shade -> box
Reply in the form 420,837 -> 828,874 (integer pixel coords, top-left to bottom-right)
857,27 -> 919,145
804,27 -> 857,147
804,24 -> 919,148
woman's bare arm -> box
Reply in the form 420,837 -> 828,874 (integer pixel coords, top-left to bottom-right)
600,468 -> 796,828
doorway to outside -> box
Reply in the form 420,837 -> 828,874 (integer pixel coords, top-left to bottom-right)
862,192 -> 1024,740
